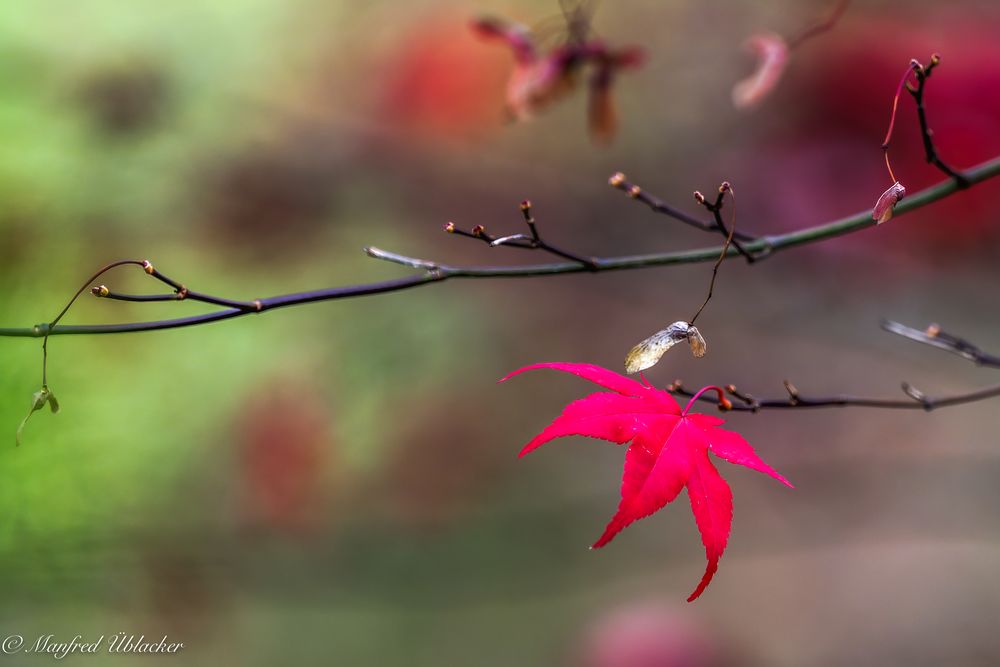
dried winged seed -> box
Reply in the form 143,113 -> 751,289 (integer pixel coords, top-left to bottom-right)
16,386 -> 57,446
872,182 -> 906,225
687,326 -> 707,358
625,321 -> 706,374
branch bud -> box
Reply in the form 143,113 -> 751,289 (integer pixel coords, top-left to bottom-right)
471,225 -> 487,237
783,379 -> 800,402
520,200 -> 534,224
443,221 -> 456,233
142,260 -> 154,275
693,191 -> 705,204
608,172 -> 626,187
92,285 -> 110,298
627,185 -> 641,198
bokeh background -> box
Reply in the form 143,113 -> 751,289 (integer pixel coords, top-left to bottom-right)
1,0 -> 999,665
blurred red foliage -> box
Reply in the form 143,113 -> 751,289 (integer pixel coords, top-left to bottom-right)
575,601 -> 726,667
234,379 -> 333,536
378,12 -> 509,140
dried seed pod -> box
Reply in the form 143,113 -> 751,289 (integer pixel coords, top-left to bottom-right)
872,181 -> 906,224
624,321 -> 707,374
687,326 -> 707,358
16,385 -> 59,446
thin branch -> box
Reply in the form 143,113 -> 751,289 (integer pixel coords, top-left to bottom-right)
668,382 -> 1000,412
41,260 -> 146,385
786,0 -> 850,50
690,183 -> 737,325
909,55 -> 970,186
446,202 -> 599,270
671,320 -> 1000,412
1,155 -> 998,339
669,379 -> 1000,413
696,183 -> 755,263
881,320 -> 1000,368
91,287 -> 178,303
608,172 -> 757,242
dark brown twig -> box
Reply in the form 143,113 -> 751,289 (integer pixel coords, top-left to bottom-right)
689,183 -> 737,325
908,55 -> 970,187
445,202 -> 599,270
695,184 -> 755,263
671,381 -> 1000,413
608,172 -> 757,243
671,320 -> 1000,412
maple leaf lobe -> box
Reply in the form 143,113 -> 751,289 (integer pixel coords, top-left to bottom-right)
504,362 -> 792,601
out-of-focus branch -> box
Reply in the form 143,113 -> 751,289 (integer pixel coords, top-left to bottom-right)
882,320 -> 1000,368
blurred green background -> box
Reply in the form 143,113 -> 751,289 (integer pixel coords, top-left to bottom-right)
1,0 -> 999,665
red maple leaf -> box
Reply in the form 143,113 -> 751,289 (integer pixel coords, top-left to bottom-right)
501,362 -> 793,601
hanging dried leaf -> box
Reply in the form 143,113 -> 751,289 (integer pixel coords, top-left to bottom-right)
625,322 -> 707,374
872,181 -> 906,224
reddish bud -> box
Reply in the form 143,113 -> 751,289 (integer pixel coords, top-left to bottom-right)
609,172 -> 626,187
471,224 -> 486,237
